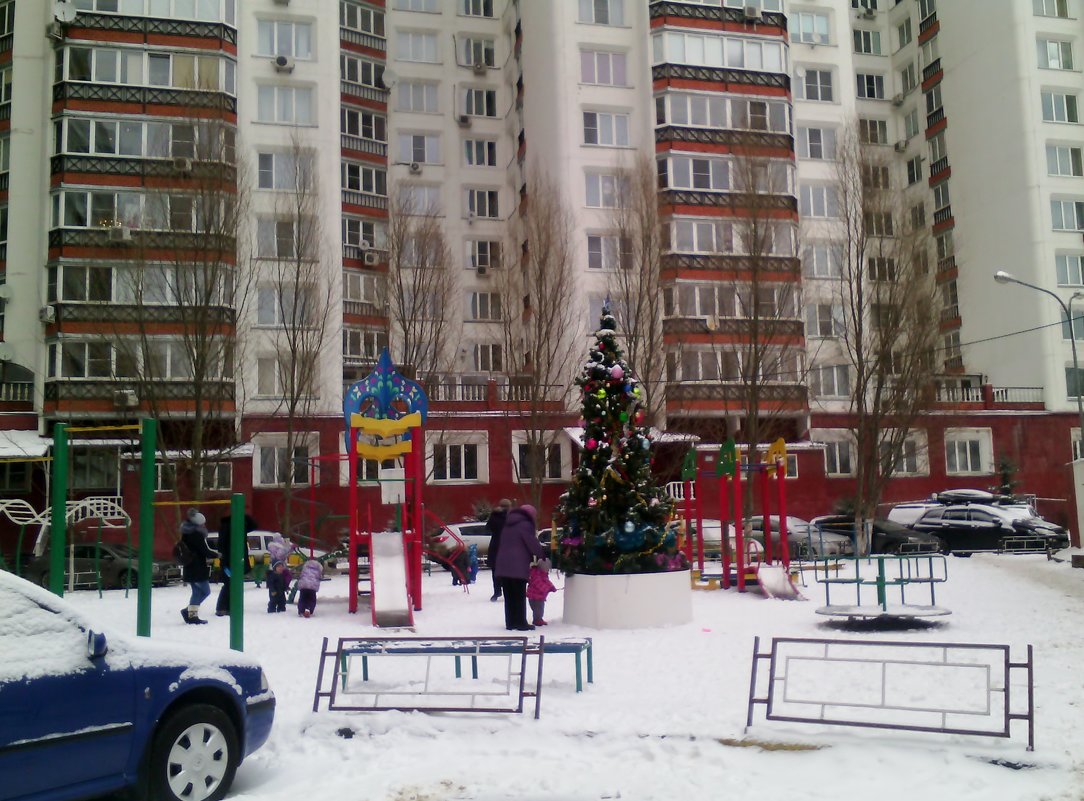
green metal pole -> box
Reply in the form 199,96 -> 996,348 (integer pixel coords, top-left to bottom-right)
95,519 -> 103,599
136,418 -> 156,637
229,492 -> 245,652
49,423 -> 68,598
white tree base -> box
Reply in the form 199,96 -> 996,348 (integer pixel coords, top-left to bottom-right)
562,570 -> 693,629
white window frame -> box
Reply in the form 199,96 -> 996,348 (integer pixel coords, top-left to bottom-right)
797,126 -> 836,160
254,433 -> 315,488
1056,253 -> 1084,285
585,172 -> 624,208
511,431 -> 570,482
428,432 -> 488,484
799,184 -> 840,218
468,291 -> 502,321
398,132 -> 441,164
464,138 -> 497,166
789,11 -> 830,45
1047,144 -> 1084,176
256,19 -> 312,60
397,81 -> 439,113
944,428 -> 992,476
578,0 -> 624,26
1052,199 -> 1084,231
257,84 -> 314,126
396,30 -> 439,63
1038,38 -> 1074,71
1042,91 -> 1080,123
580,50 -> 628,86
796,68 -> 833,102
583,110 -> 630,147
853,29 -> 882,55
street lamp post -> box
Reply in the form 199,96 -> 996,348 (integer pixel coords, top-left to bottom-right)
993,270 -> 1084,447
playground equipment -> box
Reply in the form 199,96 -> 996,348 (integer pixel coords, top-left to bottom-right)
343,349 -> 428,626
679,437 -> 801,598
811,553 -> 951,621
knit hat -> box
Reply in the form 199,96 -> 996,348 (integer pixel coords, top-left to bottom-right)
187,508 -> 206,526
498,498 -> 512,510
272,559 -> 284,569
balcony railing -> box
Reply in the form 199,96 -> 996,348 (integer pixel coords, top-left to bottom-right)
929,156 -> 949,177
425,381 -> 489,402
940,304 -> 959,323
341,189 -> 388,210
922,58 -> 942,83
655,125 -> 793,152
652,63 -> 789,91
658,188 -> 797,212
943,355 -> 964,371
926,107 -> 945,128
933,207 -> 953,226
661,253 -> 802,276
992,387 -> 1044,404
48,227 -> 236,252
55,303 -> 235,326
0,382 -> 32,403
340,134 -> 387,157
340,81 -> 388,104
343,299 -> 385,317
69,12 -> 237,44
649,1 -> 787,29
44,380 -> 235,402
937,255 -> 957,274
339,27 -> 386,52
919,13 -> 938,34
935,385 -> 981,403
50,154 -> 236,183
663,316 -> 804,338
54,82 -> 236,113
667,382 -> 807,404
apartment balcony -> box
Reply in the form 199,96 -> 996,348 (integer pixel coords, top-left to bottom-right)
340,134 -> 387,158
922,58 -> 942,83
50,154 -> 236,183
652,63 -> 789,92
929,156 -> 949,179
926,107 -> 945,128
340,81 -> 388,104
919,13 -> 939,35
340,27 -> 386,52
658,188 -> 797,213
0,381 -> 32,404
0,32 -> 12,53
663,316 -> 804,339
648,0 -> 787,30
655,125 -> 793,153
939,303 -> 960,323
48,227 -> 236,253
667,382 -> 808,405
55,303 -> 236,327
933,206 -> 953,226
341,189 -> 388,211
937,255 -> 957,277
661,252 -> 801,276
343,299 -> 385,318
943,354 -> 964,372
44,379 -> 235,403
933,384 -> 1045,408
69,11 -> 237,45
53,82 -> 237,114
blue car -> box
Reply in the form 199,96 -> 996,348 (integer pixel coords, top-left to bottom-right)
0,571 -> 275,801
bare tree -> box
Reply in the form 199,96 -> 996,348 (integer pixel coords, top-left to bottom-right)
609,154 -> 667,428
114,108 -> 252,500
497,166 -> 581,508
832,125 -> 940,552
383,190 -> 459,381
257,135 -> 335,535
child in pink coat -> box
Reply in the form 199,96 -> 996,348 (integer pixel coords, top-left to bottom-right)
526,557 -> 556,626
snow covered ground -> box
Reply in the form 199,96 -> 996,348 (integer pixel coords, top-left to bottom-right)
59,552 -> 1084,801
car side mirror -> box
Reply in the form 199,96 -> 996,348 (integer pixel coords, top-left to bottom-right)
87,630 -> 108,660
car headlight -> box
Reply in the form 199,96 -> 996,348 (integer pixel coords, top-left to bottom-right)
259,669 -> 269,692
152,564 -> 160,573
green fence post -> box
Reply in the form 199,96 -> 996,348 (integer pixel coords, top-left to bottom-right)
229,492 -> 244,652
49,423 -> 68,597
137,418 -> 156,637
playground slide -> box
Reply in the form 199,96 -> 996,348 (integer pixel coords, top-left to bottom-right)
370,531 -> 414,627
756,564 -> 806,601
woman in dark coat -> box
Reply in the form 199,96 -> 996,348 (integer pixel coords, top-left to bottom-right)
214,512 -> 257,616
180,508 -> 215,624
493,504 -> 546,631
485,499 -> 511,601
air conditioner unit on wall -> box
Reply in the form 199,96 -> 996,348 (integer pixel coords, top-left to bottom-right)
39,305 -> 56,324
860,9 -> 875,19
472,62 -> 488,75
173,157 -> 193,173
363,251 -> 379,266
894,140 -> 908,153
109,225 -> 132,244
743,5 -> 762,21
408,161 -> 422,174
891,93 -> 905,107
456,114 -> 472,128
113,389 -> 139,408
273,55 -> 295,73
477,264 -> 487,276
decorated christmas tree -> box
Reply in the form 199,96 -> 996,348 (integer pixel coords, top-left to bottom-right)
555,304 -> 684,575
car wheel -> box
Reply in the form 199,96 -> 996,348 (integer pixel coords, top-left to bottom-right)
38,570 -> 50,589
149,703 -> 239,801
117,569 -> 137,590
952,552 -> 972,558
883,543 -> 901,555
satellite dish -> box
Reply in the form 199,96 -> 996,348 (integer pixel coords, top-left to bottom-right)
381,69 -> 398,90
53,1 -> 78,23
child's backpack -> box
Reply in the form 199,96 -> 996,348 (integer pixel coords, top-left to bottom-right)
172,537 -> 194,566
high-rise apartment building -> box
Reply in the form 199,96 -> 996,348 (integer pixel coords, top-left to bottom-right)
0,0 -> 1081,540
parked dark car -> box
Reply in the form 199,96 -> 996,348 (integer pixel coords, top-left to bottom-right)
810,515 -> 943,554
0,571 -> 275,801
911,503 -> 1070,554
745,515 -> 855,558
21,542 -> 182,590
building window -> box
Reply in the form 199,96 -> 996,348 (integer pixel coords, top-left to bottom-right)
811,365 -> 850,398
585,173 -> 624,208
662,155 -> 731,191
904,107 -> 920,138
1039,39 -> 1074,70
71,449 -> 119,491
918,0 -> 935,20
341,107 -> 387,142
803,243 -> 842,278
154,462 -> 177,493
473,343 -> 502,371
341,2 -> 385,36
59,265 -> 113,302
460,0 -> 494,17
789,12 -> 830,45
342,161 -> 388,195
256,284 -> 317,327
0,460 -> 30,493
883,438 -> 921,476
1048,144 -> 1084,176
466,188 -> 499,218
464,139 -> 497,166
945,430 -> 990,475
396,31 -> 439,63
258,444 -> 310,487
906,156 -> 923,185
824,440 -> 854,475
868,257 -> 896,281
864,211 -> 895,237
398,184 -> 441,214
854,30 -> 882,55
799,184 -> 840,218
581,50 -> 627,86
199,462 -> 232,492
900,62 -> 917,93
858,118 -> 888,144
578,0 -> 624,25
797,126 -> 836,160
460,37 -> 496,67
862,164 -> 891,190
910,203 -> 926,230
1061,307 -> 1084,340
806,304 -> 844,338
897,18 -> 913,48
1042,91 -> 1080,123
653,30 -> 786,72
398,133 -> 440,164
583,111 -> 630,146
1057,253 -> 1084,285
1052,199 -> 1084,230
797,68 -> 834,102
256,218 -> 311,259
343,327 -> 388,365
1069,366 -> 1084,398
257,150 -> 314,191
343,217 -> 376,248
397,81 -> 439,112
463,88 -> 497,117
257,85 -> 314,125
431,441 -> 481,482
932,181 -> 950,211
256,20 -> 312,59
587,234 -> 632,270
466,239 -> 501,270
515,439 -> 564,481
468,292 -> 502,321
394,0 -> 439,10
344,269 -> 381,304
341,54 -> 385,88
1034,0 -> 1069,16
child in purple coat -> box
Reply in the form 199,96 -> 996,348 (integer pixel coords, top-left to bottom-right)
296,559 -> 323,618
526,557 -> 556,626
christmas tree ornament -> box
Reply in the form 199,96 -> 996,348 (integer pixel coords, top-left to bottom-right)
596,389 -> 606,400
610,365 -> 624,379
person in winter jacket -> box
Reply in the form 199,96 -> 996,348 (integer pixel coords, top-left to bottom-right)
214,512 -> 257,617
180,508 -> 215,624
485,499 -> 511,601
493,504 -> 546,631
266,560 -> 288,613
267,534 -> 294,587
296,559 -> 323,618
527,557 -> 557,626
